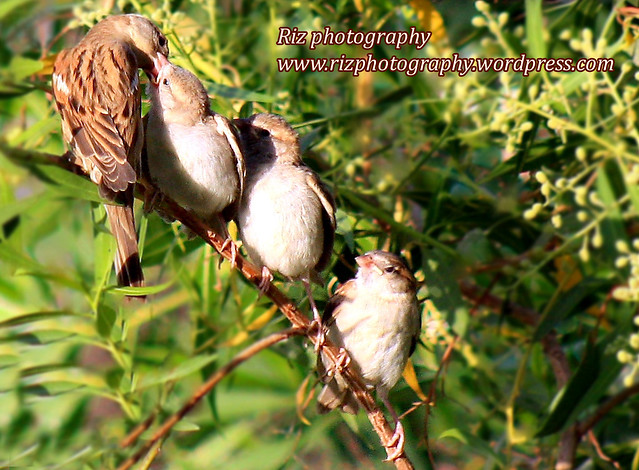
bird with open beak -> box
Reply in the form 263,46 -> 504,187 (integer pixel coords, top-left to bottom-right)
317,250 -> 421,460
52,14 -> 170,295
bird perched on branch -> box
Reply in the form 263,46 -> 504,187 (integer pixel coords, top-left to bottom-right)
145,63 -> 244,243
234,113 -> 336,323
317,250 -> 421,460
52,14 -> 170,294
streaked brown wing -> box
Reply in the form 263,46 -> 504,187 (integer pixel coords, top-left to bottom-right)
321,278 -> 356,326
52,40 -> 141,193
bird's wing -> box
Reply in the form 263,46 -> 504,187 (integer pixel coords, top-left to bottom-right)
305,169 -> 336,272
321,278 -> 356,326
213,114 -> 246,199
52,41 -> 140,193
409,300 -> 422,357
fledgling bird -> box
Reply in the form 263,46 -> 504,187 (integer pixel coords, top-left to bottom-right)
52,14 -> 170,292
145,63 -> 244,239
234,113 -> 336,322
317,250 -> 421,460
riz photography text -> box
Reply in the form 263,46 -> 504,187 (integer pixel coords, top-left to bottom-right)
276,26 -> 615,77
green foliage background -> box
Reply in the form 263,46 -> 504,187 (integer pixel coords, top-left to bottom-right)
1,0 -> 639,468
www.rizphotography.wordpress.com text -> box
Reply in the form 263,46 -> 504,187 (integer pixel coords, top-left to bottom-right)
276,26 -> 614,77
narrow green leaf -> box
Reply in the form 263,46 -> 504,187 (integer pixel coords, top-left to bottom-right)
0,310 -> 89,328
535,340 -> 599,437
172,421 -> 201,432
525,0 -> 546,58
140,353 -> 217,388
533,278 -> 607,342
0,0 -> 34,21
439,428 -> 505,467
111,280 -> 173,296
93,204 -> 114,294
0,194 -> 50,227
36,164 -> 102,203
96,306 -> 116,339
10,116 -> 60,147
205,82 -> 276,103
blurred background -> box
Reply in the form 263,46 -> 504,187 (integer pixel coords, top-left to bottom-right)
1,0 -> 639,468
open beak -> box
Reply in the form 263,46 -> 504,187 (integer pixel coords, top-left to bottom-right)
148,53 -> 171,85
355,254 -> 383,275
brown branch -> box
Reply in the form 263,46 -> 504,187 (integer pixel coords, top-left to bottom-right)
116,327 -> 305,470
1,144 -> 415,469
577,382 -> 639,437
120,413 -> 156,449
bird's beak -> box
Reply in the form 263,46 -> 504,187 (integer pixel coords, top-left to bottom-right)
356,254 -> 383,275
148,53 -> 170,85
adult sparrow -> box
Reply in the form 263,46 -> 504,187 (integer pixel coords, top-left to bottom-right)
52,14 -> 170,292
234,113 -> 336,322
317,250 -> 421,459
145,63 -> 244,239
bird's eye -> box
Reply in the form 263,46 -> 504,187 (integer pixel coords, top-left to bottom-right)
162,78 -> 170,86
258,128 -> 270,138
158,36 -> 167,47
384,266 -> 396,273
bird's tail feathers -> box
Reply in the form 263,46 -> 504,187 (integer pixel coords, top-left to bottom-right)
317,378 -> 359,415
104,203 -> 145,300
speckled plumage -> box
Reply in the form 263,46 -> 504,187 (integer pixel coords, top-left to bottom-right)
52,14 -> 170,290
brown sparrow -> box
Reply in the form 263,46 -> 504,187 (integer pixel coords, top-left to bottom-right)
234,113 -> 336,322
52,14 -> 170,291
317,250 -> 421,459
145,63 -> 244,237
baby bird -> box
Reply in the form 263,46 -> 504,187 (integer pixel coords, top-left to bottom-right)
52,14 -> 170,292
317,250 -> 421,460
145,63 -> 244,239
234,113 -> 336,323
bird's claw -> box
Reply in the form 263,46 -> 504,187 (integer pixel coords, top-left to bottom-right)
335,347 -> 351,370
383,421 -> 405,461
258,266 -> 273,296
219,237 -> 238,269
309,318 -> 326,353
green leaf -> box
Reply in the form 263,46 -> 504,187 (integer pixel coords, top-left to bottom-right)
172,421 -> 201,432
532,278 -> 607,342
0,0 -> 34,22
535,339 -> 599,437
0,193 -> 50,227
0,310 -> 89,328
206,82 -> 277,103
96,306 -> 116,339
439,428 -> 505,467
92,204 -> 114,296
139,353 -> 218,388
525,0 -> 546,58
110,280 -> 173,296
36,164 -> 102,203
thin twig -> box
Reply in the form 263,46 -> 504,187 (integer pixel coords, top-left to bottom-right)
116,327 -> 305,470
577,383 -> 639,436
1,144 -> 416,469
120,413 -> 156,449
